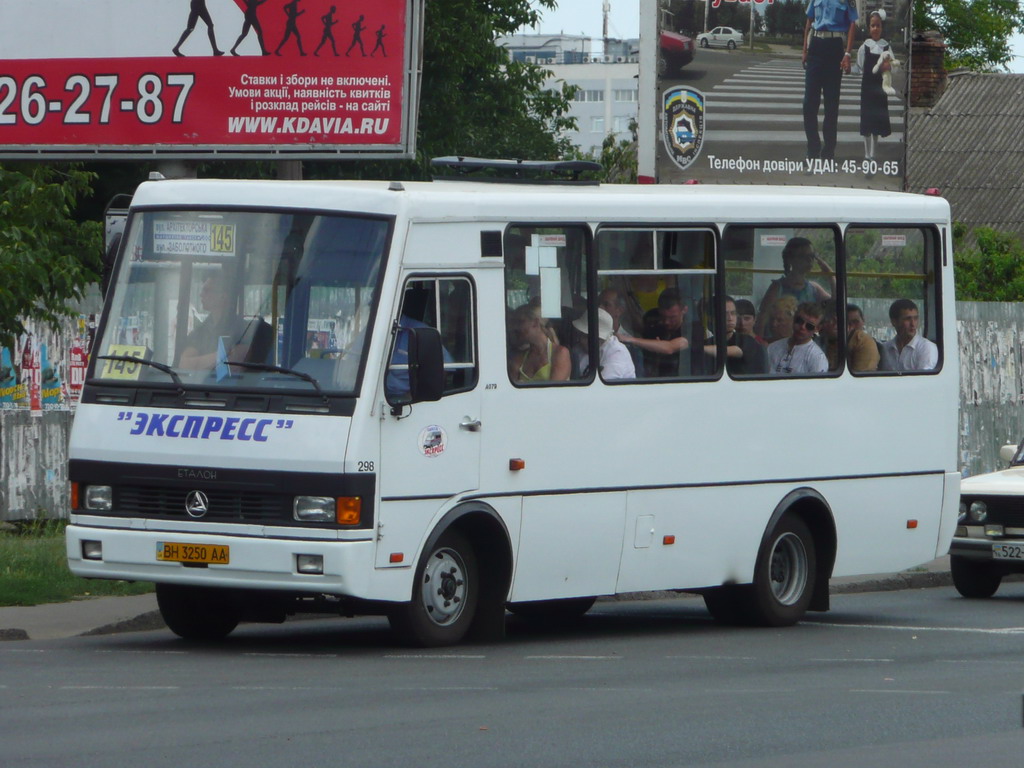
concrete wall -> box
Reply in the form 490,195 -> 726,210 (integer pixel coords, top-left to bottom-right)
3,300 -> 1022,521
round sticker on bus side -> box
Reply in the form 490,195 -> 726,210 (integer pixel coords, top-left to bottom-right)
418,425 -> 447,457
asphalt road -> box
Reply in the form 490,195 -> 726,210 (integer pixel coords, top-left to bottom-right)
4,583 -> 1023,768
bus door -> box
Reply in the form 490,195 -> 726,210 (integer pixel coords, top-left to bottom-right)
378,275 -> 481,500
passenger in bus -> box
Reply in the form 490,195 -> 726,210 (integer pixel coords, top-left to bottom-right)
572,308 -> 635,380
767,301 -> 829,374
879,298 -> 938,371
616,288 -> 690,378
178,275 -> 251,370
734,298 -> 766,346
599,287 -> 645,372
819,301 -> 880,372
704,296 -> 767,375
754,237 -> 834,338
509,304 -> 571,383
765,295 -> 799,343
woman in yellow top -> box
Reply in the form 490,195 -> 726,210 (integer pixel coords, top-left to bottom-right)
508,304 -> 570,383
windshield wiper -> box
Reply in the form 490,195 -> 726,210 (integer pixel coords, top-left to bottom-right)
224,361 -> 327,401
95,355 -> 184,389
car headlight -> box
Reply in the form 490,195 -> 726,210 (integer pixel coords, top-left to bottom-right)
969,500 -> 988,523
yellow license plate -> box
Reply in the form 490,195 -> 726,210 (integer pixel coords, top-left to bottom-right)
156,541 -> 230,564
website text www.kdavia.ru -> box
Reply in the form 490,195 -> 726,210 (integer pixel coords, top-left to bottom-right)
228,116 -> 390,135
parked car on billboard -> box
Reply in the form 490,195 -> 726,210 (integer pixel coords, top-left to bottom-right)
697,26 -> 744,49
659,29 -> 695,74
950,441 -> 1024,598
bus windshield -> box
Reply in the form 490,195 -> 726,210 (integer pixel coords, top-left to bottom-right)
94,208 -> 390,396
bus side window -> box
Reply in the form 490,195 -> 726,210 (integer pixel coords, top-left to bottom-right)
385,277 -> 477,402
595,227 -> 716,381
504,225 -> 590,386
846,227 -> 941,374
724,226 -> 837,378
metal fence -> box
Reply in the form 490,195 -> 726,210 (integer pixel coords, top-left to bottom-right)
2,301 -> 1022,521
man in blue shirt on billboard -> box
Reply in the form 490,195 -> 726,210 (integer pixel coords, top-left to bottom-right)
802,0 -> 858,162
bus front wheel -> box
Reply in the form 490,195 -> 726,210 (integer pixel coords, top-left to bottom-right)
951,555 -> 1002,598
156,584 -> 240,641
748,515 -> 816,626
389,530 -> 479,647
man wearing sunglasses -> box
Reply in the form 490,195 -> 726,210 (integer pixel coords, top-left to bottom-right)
767,302 -> 829,375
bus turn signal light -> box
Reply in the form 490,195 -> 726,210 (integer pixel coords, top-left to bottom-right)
509,458 -> 526,471
336,497 -> 362,525
906,519 -> 918,529
70,482 -> 80,511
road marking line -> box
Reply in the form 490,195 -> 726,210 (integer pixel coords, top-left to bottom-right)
232,686 -> 325,691
61,688 -> 180,696
815,622 -> 1024,635
394,686 -> 499,691
850,689 -> 950,695
810,658 -> 894,663
524,655 -> 621,660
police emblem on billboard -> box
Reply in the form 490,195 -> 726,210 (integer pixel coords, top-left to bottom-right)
662,87 -> 705,171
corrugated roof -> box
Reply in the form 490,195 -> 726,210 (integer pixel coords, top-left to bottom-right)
907,72 -> 1024,239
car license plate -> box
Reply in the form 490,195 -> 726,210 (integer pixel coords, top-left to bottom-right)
993,542 -> 1024,561
156,541 -> 230,564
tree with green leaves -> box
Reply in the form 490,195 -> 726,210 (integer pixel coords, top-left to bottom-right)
324,0 -> 577,180
915,0 -> 1024,70
954,225 -> 1024,300
0,164 -> 102,348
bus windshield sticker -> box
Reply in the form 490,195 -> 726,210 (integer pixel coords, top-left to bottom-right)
153,220 -> 236,257
100,345 -> 149,380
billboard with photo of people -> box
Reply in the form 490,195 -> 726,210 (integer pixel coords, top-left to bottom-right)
0,0 -> 422,159
640,0 -> 910,189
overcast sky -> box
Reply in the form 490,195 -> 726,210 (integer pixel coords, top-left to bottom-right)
523,0 -> 1024,72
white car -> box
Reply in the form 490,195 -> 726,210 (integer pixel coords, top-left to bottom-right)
697,26 -> 744,50
950,441 -> 1024,597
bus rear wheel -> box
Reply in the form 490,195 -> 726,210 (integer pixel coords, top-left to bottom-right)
747,515 -> 816,626
156,584 -> 240,641
951,555 -> 1002,598
389,530 -> 479,647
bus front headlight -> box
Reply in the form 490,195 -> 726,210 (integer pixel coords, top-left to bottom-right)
84,486 -> 113,511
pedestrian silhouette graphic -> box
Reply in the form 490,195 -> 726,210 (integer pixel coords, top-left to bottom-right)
314,6 -> 339,57
275,0 -> 307,57
346,14 -> 366,57
173,0 -> 225,56
231,0 -> 270,56
370,24 -> 387,57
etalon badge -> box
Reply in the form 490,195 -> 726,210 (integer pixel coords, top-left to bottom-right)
662,86 -> 705,171
185,490 -> 209,518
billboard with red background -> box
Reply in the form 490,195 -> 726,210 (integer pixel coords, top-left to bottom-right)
0,0 -> 420,158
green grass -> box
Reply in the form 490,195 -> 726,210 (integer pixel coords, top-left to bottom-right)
0,521 -> 153,607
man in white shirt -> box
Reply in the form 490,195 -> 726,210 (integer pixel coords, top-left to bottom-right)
573,308 -> 635,380
766,302 -> 829,374
879,298 -> 938,371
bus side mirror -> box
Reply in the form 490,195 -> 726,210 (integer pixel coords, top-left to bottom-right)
407,326 -> 444,403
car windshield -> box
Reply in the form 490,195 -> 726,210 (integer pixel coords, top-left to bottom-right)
94,208 -> 389,396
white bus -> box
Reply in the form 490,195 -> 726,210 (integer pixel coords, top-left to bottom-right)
67,162 -> 960,646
